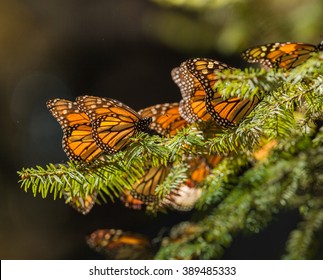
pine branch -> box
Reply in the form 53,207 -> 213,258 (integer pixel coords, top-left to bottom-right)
17,126 -> 206,201
156,130 -> 323,259
284,208 -> 323,259
17,54 -> 323,259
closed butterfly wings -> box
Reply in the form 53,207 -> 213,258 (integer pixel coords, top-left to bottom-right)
63,190 -> 97,215
76,95 -> 152,154
139,102 -> 188,136
184,58 -> 259,127
242,41 -> 323,70
171,66 -> 212,123
163,155 -> 222,212
129,165 -> 169,204
87,229 -> 153,259
188,154 -> 222,184
46,98 -> 104,162
120,165 -> 174,210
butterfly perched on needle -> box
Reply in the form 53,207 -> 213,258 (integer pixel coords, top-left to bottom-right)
138,102 -> 188,136
46,98 -> 104,162
241,41 -> 323,70
87,229 -> 153,259
76,95 -> 153,154
128,165 -> 170,205
181,58 -> 260,128
120,165 -> 171,211
162,154 -> 222,212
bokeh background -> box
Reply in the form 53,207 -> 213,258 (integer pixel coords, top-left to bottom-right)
1,0 -> 322,259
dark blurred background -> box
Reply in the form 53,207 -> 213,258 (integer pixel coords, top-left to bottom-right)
1,0 -> 322,259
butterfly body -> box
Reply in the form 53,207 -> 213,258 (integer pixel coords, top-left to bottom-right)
139,102 -> 187,136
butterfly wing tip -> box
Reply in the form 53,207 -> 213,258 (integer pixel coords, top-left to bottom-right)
46,99 -> 56,108
75,95 -> 85,102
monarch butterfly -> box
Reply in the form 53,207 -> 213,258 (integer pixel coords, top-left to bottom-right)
138,102 -> 188,136
184,58 -> 260,127
76,95 -> 152,154
63,190 -> 97,215
162,155 -> 222,212
120,190 -> 145,210
170,68 -> 191,123
188,158 -> 211,184
253,139 -> 278,161
46,98 -> 104,162
171,66 -> 212,123
128,165 -> 170,204
86,229 -> 153,259
188,154 -> 222,184
241,41 -> 323,70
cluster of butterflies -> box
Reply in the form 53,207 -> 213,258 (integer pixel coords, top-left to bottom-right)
48,41 -> 322,214
47,40 -> 322,257
47,94 -> 222,213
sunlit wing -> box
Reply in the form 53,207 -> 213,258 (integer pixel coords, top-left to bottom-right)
46,98 -> 104,162
241,41 -> 323,70
139,102 -> 188,136
87,229 -> 153,259
184,58 -> 259,127
76,95 -> 152,154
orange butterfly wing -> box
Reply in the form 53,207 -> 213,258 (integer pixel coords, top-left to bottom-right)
129,165 -> 169,204
63,190 -> 97,215
185,58 -> 259,127
76,95 -> 152,154
87,229 -> 152,259
46,98 -> 104,162
139,102 -> 188,136
163,155 -> 222,211
242,41 -> 323,70
120,190 -> 145,210
172,66 -> 212,123
187,154 -> 222,184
